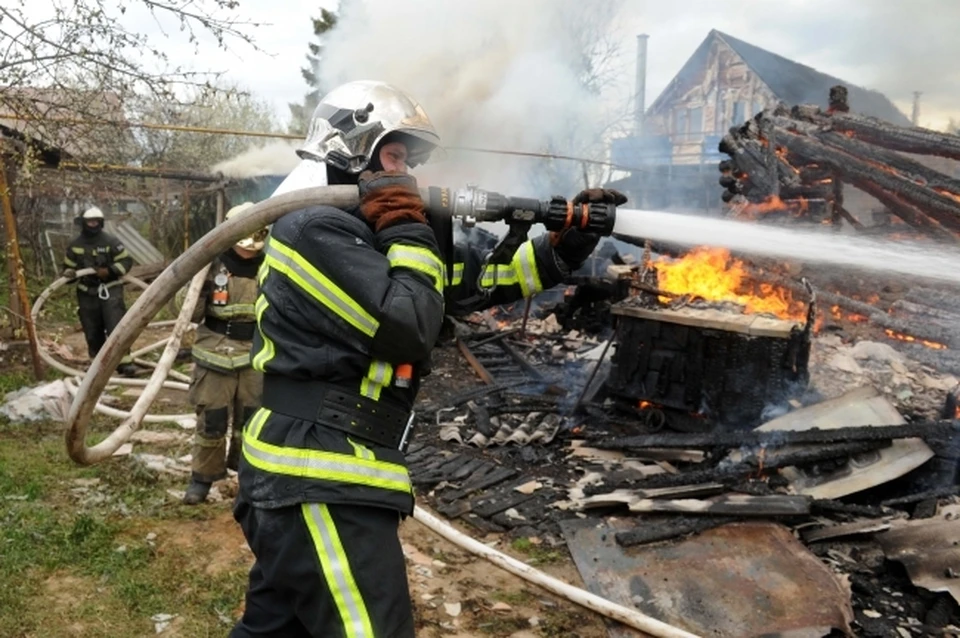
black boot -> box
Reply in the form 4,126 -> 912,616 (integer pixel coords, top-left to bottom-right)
183,479 -> 211,505
117,363 -> 138,377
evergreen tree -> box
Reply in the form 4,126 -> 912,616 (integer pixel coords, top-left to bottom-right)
288,7 -> 339,134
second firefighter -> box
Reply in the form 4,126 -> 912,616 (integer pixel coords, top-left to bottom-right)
183,203 -> 267,505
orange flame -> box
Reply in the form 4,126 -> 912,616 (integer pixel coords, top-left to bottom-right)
655,248 -> 806,320
884,328 -> 947,350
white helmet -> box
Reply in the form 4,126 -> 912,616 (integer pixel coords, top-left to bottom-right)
225,202 -> 267,252
297,80 -> 441,173
82,206 -> 104,220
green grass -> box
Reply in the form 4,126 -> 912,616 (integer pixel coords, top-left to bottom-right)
509,537 -> 567,565
0,420 -> 249,637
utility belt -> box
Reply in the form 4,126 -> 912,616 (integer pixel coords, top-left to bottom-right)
77,279 -> 122,299
204,316 -> 256,341
261,376 -> 413,450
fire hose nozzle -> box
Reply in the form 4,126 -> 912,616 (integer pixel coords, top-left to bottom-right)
421,185 -> 618,236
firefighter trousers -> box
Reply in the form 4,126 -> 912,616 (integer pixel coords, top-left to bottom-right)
189,365 -> 262,483
230,498 -> 415,638
77,289 -> 127,359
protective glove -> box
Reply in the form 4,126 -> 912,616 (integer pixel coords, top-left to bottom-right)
549,188 -> 628,270
61,268 -> 77,281
358,171 -> 427,233
96,267 -> 111,280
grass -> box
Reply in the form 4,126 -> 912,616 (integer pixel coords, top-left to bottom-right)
0,415 -> 250,637
509,537 -> 567,565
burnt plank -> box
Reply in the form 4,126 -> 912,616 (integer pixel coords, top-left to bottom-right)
588,422 -> 951,450
471,492 -> 538,518
628,494 -> 810,516
443,467 -> 519,501
451,457 -> 493,481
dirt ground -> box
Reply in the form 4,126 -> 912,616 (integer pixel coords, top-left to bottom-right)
0,315 -> 614,638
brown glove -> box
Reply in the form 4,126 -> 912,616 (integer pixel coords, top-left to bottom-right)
358,171 -> 427,233
572,188 -> 628,206
96,267 -> 111,280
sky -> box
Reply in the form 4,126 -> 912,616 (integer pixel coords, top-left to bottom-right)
166,0 -> 958,132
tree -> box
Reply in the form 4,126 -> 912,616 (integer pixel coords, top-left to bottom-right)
0,0 -> 262,163
132,83 -> 280,170
287,7 -> 340,135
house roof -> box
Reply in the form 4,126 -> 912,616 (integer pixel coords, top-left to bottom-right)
648,30 -> 911,126
0,87 -> 133,162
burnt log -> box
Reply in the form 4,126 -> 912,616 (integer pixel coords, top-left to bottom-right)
719,133 -> 780,199
816,130 -> 960,196
587,421 -> 953,451
829,112 -> 960,161
615,516 -> 735,547
582,441 -> 887,495
775,129 -> 960,237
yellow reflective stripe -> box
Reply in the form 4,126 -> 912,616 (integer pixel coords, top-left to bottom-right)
242,428 -> 412,493
479,264 -> 519,288
513,240 -> 543,297
347,438 -> 375,461
302,504 -> 374,638
264,239 -> 378,338
246,406 -> 269,440
113,249 -> 130,261
70,246 -> 85,254
387,244 -> 444,293
252,295 -> 276,371
112,261 -> 128,275
63,257 -> 77,267
193,347 -> 251,369
450,262 -> 464,286
359,360 -> 393,401
208,304 -> 256,320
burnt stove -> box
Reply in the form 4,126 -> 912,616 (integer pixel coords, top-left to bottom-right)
605,301 -> 813,431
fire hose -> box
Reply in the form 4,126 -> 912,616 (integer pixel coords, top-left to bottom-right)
34,268 -> 197,425
61,185 -> 699,638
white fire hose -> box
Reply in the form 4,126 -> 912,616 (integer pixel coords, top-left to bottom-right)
34,267 -> 196,423
62,185 -> 700,638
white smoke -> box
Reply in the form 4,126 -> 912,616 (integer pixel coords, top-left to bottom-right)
319,0 -> 628,197
211,141 -> 302,179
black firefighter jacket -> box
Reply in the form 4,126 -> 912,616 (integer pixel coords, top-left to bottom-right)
62,231 -> 133,295
240,203 -> 567,515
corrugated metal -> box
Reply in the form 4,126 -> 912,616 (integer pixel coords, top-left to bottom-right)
114,221 -> 165,265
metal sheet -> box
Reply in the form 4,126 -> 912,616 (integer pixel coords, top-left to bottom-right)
751,386 -> 934,499
560,518 -> 853,638
877,505 -> 960,603
114,220 -> 165,265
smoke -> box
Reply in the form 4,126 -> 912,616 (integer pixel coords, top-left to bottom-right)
318,0 -> 628,197
210,141 -> 302,179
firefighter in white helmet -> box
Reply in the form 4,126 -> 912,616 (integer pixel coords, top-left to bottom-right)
180,202 -> 267,505
60,206 -> 136,376
230,81 -> 622,637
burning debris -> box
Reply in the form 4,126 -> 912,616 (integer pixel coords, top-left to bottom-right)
719,85 -> 960,243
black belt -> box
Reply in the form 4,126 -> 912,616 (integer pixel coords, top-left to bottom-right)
204,316 -> 256,341
261,376 -> 411,449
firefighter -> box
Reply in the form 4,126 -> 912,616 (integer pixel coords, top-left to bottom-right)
182,202 -> 267,505
60,206 -> 136,376
230,80 -> 625,637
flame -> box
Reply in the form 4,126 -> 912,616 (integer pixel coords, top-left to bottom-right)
955,404 -> 960,419
884,328 -> 947,350
655,247 -> 806,320
638,400 -> 653,410
935,188 -> 960,204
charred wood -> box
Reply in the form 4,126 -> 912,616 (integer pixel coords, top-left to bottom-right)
775,130 -> 960,237
881,486 -> 960,508
582,441 -> 886,495
828,112 -> 960,161
817,130 -> 960,196
810,499 -> 892,519
586,422 -> 953,450
615,516 -> 735,547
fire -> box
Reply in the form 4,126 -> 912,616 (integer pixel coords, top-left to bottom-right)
884,328 -> 947,350
638,400 -> 653,410
655,247 -> 806,320
829,305 -> 867,323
